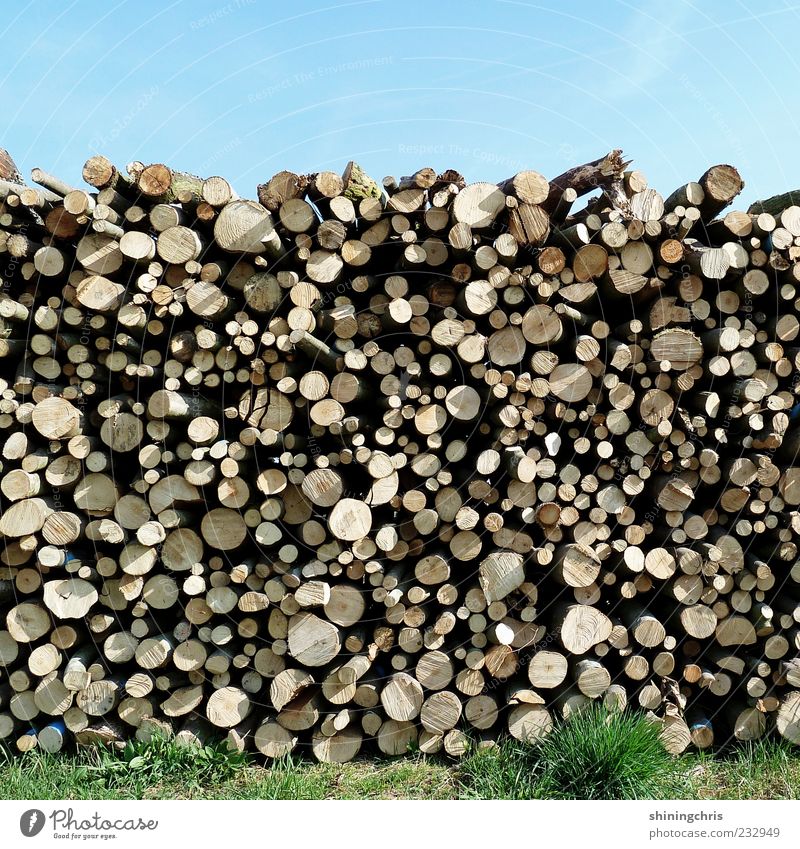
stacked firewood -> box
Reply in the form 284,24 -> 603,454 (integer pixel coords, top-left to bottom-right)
1,144 -> 799,762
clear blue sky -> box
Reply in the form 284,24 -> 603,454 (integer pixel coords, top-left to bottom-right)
3,0 -> 799,206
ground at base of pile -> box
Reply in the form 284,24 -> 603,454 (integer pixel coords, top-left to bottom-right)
2,734 -> 799,801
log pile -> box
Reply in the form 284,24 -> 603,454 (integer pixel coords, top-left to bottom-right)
1,145 -> 800,761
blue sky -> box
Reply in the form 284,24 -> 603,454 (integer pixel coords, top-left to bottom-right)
3,0 -> 799,206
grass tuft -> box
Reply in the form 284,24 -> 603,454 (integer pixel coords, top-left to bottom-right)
460,707 -> 684,800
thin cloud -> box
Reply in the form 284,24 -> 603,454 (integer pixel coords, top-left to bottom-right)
596,1 -> 693,101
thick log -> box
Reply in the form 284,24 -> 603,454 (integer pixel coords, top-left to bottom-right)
543,149 -> 630,213
697,164 -> 744,220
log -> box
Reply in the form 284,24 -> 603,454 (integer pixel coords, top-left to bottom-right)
558,606 -> 612,654
287,612 -> 341,667
214,199 -> 281,256
43,579 -> 98,619
543,149 -> 629,212
312,727 -> 362,762
698,164 -> 744,220
508,703 -> 553,742
327,498 -> 372,542
452,182 -> 506,229
206,687 -> 251,728
381,672 -> 424,721
254,719 -> 297,758
776,691 -> 800,745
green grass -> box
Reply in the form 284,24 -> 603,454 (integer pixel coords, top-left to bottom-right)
2,715 -> 800,800
0,739 -> 455,801
233,756 -> 457,800
0,735 -> 250,800
459,706 -> 684,800
687,739 -> 800,800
